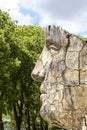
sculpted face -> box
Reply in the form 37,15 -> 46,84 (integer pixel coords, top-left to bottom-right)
31,26 -> 87,130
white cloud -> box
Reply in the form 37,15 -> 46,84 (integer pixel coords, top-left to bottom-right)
0,0 -> 20,10
0,0 -> 87,35
19,0 -> 87,34
0,0 -> 33,25
9,9 -> 33,25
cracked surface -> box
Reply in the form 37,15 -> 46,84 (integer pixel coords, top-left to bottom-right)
31,25 -> 87,130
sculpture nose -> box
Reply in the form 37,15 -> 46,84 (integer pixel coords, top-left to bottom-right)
31,59 -> 45,82
31,69 -> 45,82
31,45 -> 51,82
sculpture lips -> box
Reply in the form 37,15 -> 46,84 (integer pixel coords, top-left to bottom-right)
40,83 -> 47,94
40,84 -> 47,102
40,94 -> 46,102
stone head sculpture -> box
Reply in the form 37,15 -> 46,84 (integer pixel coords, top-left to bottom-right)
31,25 -> 87,130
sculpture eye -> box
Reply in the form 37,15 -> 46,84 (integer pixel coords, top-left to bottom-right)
49,45 -> 59,55
49,45 -> 59,51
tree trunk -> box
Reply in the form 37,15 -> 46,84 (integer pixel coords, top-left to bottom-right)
40,117 -> 49,130
14,103 -> 23,130
32,116 -> 36,130
40,118 -> 44,130
44,123 -> 48,130
16,117 -> 22,130
25,107 -> 30,130
0,114 -> 4,130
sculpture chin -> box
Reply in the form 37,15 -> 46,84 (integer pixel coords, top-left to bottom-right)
40,102 -> 53,123
40,101 -> 68,129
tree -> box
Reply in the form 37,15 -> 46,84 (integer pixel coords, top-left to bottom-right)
0,9 -> 15,130
0,10 -> 63,130
9,25 -> 45,130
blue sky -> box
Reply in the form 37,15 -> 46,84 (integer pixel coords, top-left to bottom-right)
19,7 -> 41,24
0,0 -> 87,36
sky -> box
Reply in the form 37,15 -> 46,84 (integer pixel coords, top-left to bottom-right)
0,0 -> 87,36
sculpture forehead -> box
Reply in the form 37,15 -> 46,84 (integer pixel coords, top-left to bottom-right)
46,25 -> 69,48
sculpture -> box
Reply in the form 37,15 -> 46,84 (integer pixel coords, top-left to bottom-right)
31,25 -> 87,130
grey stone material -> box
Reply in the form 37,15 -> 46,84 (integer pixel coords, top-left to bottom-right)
31,25 -> 87,130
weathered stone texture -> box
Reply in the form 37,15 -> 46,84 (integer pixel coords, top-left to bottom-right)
80,44 -> 87,71
66,51 -> 79,69
31,25 -> 87,130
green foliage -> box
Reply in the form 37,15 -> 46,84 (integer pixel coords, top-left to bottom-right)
78,35 -> 87,41
11,25 -> 45,130
0,9 -> 64,130
0,10 -> 15,113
